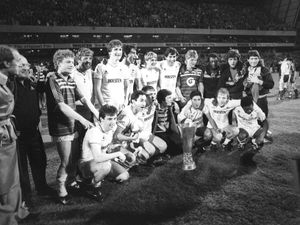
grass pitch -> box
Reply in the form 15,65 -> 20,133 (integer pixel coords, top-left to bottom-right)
24,97 -> 300,225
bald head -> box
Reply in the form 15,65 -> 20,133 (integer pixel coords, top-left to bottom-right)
17,55 -> 31,79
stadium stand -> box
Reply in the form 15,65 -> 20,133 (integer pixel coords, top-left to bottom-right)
0,0 -> 292,30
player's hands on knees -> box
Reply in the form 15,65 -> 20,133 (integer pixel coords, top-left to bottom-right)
180,96 -> 187,103
217,128 -> 223,133
255,136 -> 264,145
131,133 -> 139,141
117,152 -> 126,162
174,102 -> 180,114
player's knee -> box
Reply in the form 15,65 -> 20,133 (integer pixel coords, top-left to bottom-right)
155,139 -> 167,154
92,162 -> 111,177
88,160 -> 98,173
238,128 -> 249,141
116,171 -> 130,182
125,152 -> 136,165
212,131 -> 223,143
203,128 -> 213,141
138,148 -> 150,161
143,142 -> 156,156
102,162 -> 112,175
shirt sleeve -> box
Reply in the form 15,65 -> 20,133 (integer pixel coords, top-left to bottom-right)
74,83 -> 85,101
122,65 -> 130,80
228,99 -> 241,109
48,76 -> 64,103
196,68 -> 203,82
93,63 -> 103,80
86,127 -> 102,145
202,98 -> 212,114
254,103 -> 266,121
116,112 -> 131,130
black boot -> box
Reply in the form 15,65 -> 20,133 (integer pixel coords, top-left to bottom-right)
294,89 -> 299,99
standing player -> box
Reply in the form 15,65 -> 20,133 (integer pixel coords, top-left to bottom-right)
176,49 -> 203,107
202,53 -> 222,98
218,49 -> 245,99
73,48 -> 95,146
140,51 -> 160,92
123,44 -> 141,101
244,50 -> 274,116
94,39 -> 129,110
159,47 -> 181,99
278,57 -> 292,100
288,59 -> 298,99
45,49 -> 98,205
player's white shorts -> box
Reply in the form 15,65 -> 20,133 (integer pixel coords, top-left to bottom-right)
241,126 -> 260,138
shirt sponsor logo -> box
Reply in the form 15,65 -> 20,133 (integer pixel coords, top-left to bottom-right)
213,110 -> 227,114
164,75 -> 176,79
107,78 -> 122,83
186,77 -> 195,87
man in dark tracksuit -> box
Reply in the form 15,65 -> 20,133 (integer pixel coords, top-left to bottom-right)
218,50 -> 246,100
11,55 -> 54,207
202,53 -> 222,99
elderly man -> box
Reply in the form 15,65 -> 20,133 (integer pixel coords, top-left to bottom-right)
0,45 -> 31,225
11,55 -> 55,209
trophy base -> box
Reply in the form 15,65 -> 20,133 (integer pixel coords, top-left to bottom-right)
182,162 -> 196,171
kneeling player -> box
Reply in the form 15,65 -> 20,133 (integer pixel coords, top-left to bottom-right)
232,96 -> 268,163
114,90 -> 165,166
79,105 -> 128,200
204,88 -> 241,151
178,91 -> 212,152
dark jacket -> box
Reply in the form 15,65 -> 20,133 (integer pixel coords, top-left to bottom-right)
218,61 -> 246,99
244,63 -> 274,97
152,103 -> 179,135
11,79 -> 45,134
202,64 -> 221,98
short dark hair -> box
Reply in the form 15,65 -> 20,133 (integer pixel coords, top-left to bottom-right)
190,90 -> 202,99
157,89 -> 172,104
0,45 -> 14,69
142,85 -> 155,93
247,50 -> 260,59
123,44 -> 136,55
241,96 -> 253,108
164,47 -> 179,57
99,104 -> 118,120
131,90 -> 146,102
227,49 -> 240,60
208,53 -> 218,60
76,48 -> 94,59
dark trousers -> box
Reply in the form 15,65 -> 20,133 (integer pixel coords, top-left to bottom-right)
17,129 -> 47,202
257,96 -> 269,118
155,131 -> 182,156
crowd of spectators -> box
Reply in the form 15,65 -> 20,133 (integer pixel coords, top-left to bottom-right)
0,0 -> 292,30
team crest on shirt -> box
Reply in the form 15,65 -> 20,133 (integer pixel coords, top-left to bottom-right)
186,77 -> 195,86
